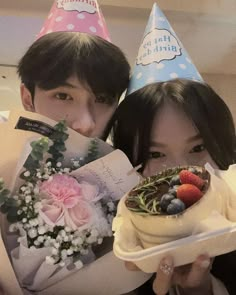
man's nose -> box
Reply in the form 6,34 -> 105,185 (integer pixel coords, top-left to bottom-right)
70,108 -> 96,137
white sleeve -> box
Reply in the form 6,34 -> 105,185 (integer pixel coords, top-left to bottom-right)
170,274 -> 229,295
211,274 -> 229,295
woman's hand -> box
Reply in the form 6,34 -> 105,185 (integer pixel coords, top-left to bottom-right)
153,255 -> 212,295
125,254 -> 213,295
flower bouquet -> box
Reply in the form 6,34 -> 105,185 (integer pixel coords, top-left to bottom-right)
113,164 -> 236,271
0,110 -> 150,294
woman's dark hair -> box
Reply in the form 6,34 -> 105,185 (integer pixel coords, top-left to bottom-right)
18,32 -> 130,104
114,79 -> 236,295
113,78 -> 236,170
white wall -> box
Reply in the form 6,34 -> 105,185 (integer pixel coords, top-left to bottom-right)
0,1 -> 235,122
203,74 -> 236,123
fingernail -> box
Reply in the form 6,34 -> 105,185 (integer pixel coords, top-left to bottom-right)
159,257 -> 173,276
200,259 -> 210,269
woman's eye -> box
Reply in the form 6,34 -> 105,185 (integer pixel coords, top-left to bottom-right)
190,144 -> 206,153
149,151 -> 166,159
55,93 -> 73,101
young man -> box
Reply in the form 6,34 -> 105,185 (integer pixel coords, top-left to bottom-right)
18,31 -> 130,140
0,2 -> 150,294
17,0 -> 130,140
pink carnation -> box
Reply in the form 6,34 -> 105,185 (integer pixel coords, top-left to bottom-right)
40,174 -> 82,208
80,181 -> 100,202
64,200 -> 94,230
39,200 -> 65,226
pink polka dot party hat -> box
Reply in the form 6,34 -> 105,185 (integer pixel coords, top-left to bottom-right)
37,0 -> 110,41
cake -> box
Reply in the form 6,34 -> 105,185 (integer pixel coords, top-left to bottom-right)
125,166 -> 223,248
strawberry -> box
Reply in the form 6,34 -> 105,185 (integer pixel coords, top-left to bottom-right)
177,184 -> 203,207
179,170 -> 205,189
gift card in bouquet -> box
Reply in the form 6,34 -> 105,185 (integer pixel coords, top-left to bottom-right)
113,164 -> 236,272
0,109 -> 150,294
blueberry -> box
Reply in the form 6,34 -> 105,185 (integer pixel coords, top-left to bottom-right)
166,199 -> 186,215
173,185 -> 180,191
160,194 -> 175,211
168,188 -> 177,197
188,167 -> 198,174
170,175 -> 180,186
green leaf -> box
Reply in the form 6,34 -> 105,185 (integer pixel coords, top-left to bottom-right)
5,198 -> 17,207
7,207 -> 19,223
0,203 -> 9,214
0,188 -> 10,198
0,195 -> 6,205
31,151 -> 44,161
23,156 -> 40,170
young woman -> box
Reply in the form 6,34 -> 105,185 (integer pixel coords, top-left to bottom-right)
112,78 -> 236,295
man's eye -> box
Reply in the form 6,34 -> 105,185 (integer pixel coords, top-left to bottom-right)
55,93 -> 72,101
149,151 -> 166,159
190,144 -> 206,153
95,95 -> 109,104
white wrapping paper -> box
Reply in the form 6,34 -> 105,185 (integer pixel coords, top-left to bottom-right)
0,110 -> 150,295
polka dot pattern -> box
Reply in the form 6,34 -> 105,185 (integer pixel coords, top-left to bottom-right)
156,63 -> 165,69
77,13 -> 85,19
89,26 -> 97,33
55,16 -> 63,22
127,3 -> 203,95
136,72 -> 142,79
170,73 -> 178,78
67,24 -> 75,30
179,64 -> 187,69
36,1 -> 110,42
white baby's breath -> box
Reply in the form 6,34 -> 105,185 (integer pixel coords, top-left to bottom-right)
54,242 -> 60,249
59,261 -> 65,267
20,186 -> 26,192
65,226 -> 71,233
86,236 -> 97,244
52,248 -> 59,255
44,240 -> 50,247
63,236 -> 69,242
25,196 -> 32,203
28,228 -> 38,239
90,228 -> 99,237
46,256 -> 55,265
38,225 -> 47,235
80,249 -> 89,255
23,171 -> 30,177
67,248 -> 73,255
37,236 -> 45,243
97,238 -> 103,245
61,249 -> 68,260
34,240 -> 40,246
75,260 -> 83,270
9,224 -> 17,232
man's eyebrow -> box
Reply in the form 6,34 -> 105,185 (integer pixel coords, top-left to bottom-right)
57,82 -> 80,89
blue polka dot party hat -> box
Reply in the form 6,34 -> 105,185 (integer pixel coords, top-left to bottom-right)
127,2 -> 203,95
